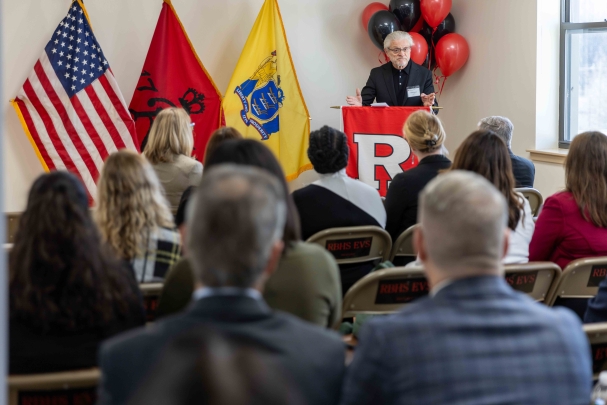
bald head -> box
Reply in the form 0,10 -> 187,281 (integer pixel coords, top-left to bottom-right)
417,171 -> 508,278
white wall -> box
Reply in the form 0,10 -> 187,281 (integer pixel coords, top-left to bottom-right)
438,0 -> 564,198
2,0 -> 385,211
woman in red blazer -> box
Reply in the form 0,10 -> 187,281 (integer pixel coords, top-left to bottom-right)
529,131 -> 607,269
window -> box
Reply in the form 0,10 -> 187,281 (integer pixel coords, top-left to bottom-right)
559,0 -> 607,147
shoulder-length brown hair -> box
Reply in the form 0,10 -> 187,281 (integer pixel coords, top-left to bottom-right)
203,127 -> 243,164
10,171 -> 140,332
450,130 -> 523,230
566,131 -> 607,227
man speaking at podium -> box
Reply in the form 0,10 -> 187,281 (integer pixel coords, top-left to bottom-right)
346,31 -> 437,108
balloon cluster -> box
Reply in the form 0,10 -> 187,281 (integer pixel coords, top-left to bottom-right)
362,0 -> 469,82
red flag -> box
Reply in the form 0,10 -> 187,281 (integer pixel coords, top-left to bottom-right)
129,0 -> 223,161
342,106 -> 429,197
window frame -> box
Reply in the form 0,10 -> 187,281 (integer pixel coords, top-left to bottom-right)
559,0 -> 607,148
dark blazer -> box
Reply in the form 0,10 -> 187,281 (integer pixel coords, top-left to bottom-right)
361,61 -> 436,107
99,295 -> 346,405
292,185 -> 380,241
340,276 -> 592,405
511,152 -> 535,188
384,155 -> 451,241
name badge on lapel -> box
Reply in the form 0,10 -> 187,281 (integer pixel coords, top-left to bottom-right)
407,86 -> 421,98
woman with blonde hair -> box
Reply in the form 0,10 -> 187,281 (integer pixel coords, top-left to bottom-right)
96,150 -> 181,283
144,107 -> 202,212
384,110 -> 451,244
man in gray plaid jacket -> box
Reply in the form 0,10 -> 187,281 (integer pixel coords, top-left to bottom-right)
341,171 -> 591,405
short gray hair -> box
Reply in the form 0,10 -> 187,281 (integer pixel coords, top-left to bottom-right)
478,116 -> 514,148
187,165 -> 286,288
384,31 -> 413,49
419,170 -> 508,273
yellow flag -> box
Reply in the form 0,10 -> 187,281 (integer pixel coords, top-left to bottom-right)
223,0 -> 311,180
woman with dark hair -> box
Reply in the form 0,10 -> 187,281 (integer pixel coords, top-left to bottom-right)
157,139 -> 342,328
292,125 -> 386,240
9,172 -> 145,374
203,126 -> 243,164
450,130 -> 534,263
570,133 -> 607,323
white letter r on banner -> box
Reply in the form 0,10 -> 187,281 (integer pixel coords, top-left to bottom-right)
353,133 -> 411,192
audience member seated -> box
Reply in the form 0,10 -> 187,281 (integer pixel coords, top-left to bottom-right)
384,110 -> 451,242
203,126 -> 243,164
478,116 -> 535,188
292,125 -> 386,241
530,131 -> 607,269
157,140 -> 342,328
340,171 -> 591,405
144,107 -> 202,212
9,171 -> 144,374
99,165 -> 345,405
127,327 -> 305,405
96,151 -> 181,282
450,130 -> 534,263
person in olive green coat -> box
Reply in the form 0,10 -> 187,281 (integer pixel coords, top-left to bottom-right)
157,139 -> 342,329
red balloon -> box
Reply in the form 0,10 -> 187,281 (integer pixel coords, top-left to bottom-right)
409,15 -> 424,32
420,0 -> 451,28
409,32 -> 428,65
362,2 -> 389,31
435,33 -> 469,77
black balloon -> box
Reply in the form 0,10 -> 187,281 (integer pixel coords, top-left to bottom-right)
419,13 -> 455,69
389,0 -> 421,32
367,10 -> 402,50
420,13 -> 456,45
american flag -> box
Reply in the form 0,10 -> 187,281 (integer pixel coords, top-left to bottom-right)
11,0 -> 138,201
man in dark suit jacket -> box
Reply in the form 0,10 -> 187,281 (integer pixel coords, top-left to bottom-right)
340,171 -> 591,405
479,116 -> 535,188
346,31 -> 437,108
98,166 -> 346,405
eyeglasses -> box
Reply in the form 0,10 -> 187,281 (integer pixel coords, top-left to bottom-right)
387,47 -> 411,54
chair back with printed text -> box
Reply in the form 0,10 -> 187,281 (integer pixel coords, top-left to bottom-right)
547,257 -> 607,319
342,266 -> 427,318
504,262 -> 561,303
307,226 -> 393,295
306,226 -> 392,265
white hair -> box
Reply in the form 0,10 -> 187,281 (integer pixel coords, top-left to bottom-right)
384,31 -> 414,49
478,116 -> 514,148
419,170 -> 508,274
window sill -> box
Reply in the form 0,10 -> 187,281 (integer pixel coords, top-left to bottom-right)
527,148 -> 568,165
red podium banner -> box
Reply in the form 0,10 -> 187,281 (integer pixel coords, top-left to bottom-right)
342,106 -> 430,196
